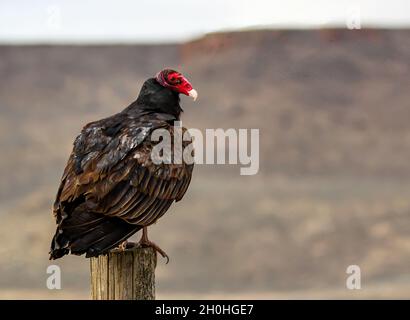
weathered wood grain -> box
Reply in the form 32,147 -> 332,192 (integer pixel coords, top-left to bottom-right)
90,246 -> 157,300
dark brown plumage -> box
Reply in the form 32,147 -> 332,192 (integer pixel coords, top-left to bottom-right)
49,70 -> 196,259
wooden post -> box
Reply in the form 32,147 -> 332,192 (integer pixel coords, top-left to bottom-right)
90,246 -> 157,300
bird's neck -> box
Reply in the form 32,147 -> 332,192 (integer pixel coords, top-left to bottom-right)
133,78 -> 182,119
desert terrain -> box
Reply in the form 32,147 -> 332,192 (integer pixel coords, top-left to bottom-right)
0,29 -> 409,299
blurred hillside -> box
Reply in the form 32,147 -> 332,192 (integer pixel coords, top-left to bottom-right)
0,29 -> 409,299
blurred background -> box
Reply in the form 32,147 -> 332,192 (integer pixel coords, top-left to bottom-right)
0,0 -> 409,299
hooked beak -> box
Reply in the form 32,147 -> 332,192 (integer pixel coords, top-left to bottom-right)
188,89 -> 198,101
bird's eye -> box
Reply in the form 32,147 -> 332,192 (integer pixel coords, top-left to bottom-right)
168,75 -> 181,85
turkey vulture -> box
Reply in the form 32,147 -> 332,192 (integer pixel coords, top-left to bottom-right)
49,69 -> 197,262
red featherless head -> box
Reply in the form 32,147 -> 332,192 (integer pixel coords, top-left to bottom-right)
156,69 -> 198,101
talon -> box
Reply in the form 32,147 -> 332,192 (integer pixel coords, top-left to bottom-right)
118,240 -> 128,251
138,227 -> 170,264
155,246 -> 170,264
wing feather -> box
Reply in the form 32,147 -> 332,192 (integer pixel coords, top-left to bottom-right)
54,123 -> 193,229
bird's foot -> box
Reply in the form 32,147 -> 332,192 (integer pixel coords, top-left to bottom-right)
138,238 -> 170,264
118,240 -> 128,252
117,240 -> 136,251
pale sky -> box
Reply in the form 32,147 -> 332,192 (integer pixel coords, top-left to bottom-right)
0,0 -> 409,43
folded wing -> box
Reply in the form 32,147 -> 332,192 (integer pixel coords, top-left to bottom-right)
50,118 -> 193,259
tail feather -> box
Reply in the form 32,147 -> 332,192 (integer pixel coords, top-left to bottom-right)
49,210 -> 141,260
84,225 -> 141,258
70,218 -> 140,256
